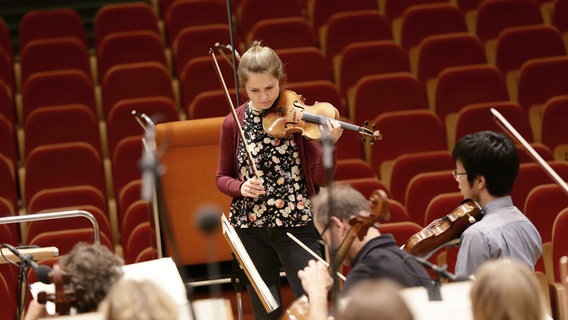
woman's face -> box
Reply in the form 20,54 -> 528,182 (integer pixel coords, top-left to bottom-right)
244,72 -> 280,111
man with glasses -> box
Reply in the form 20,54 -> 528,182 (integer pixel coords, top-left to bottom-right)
297,184 -> 433,318
452,131 -> 542,277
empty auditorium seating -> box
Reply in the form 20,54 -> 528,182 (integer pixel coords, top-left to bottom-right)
110,137 -> 144,211
449,101 -> 533,149
524,184 -> 568,245
540,95 -> 568,159
490,25 -> 566,75
405,171 -> 459,226
246,17 -> 317,50
431,64 -> 509,123
28,228 -> 114,255
0,196 -> 19,244
348,72 -> 428,126
187,88 -> 237,120
511,162 -> 568,210
308,0 -> 378,33
23,104 -> 102,158
124,222 -> 153,264
378,221 -> 423,246
413,32 -> 486,83
552,207 -> 568,282
96,30 -> 168,81
0,115 -> 17,167
335,40 -> 409,98
27,185 -> 108,218
117,179 -> 143,223
172,24 -> 231,79
23,142 -> 107,206
101,61 -> 175,120
470,0 -> 544,43
164,0 -> 228,45
320,10 -> 392,65
93,1 -> 161,51
0,18 -> 12,60
120,200 -> 151,253
276,47 -> 332,83
0,81 -> 14,127
379,0 -> 448,21
388,150 -> 454,205
21,69 -> 97,125
19,37 -> 91,86
237,0 -> 303,37
0,49 -> 14,94
551,0 -> 568,34
367,109 -> 447,180
18,8 -> 87,51
394,3 -> 467,51
334,123 -> 368,160
0,153 -> 17,214
516,56 -> 568,111
337,178 -> 390,200
335,158 -> 377,181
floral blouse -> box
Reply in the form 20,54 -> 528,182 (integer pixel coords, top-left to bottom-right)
229,105 -> 312,228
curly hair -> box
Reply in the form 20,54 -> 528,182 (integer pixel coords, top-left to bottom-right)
58,242 -> 124,313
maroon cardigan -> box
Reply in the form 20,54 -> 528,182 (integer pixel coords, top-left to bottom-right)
216,103 -> 332,198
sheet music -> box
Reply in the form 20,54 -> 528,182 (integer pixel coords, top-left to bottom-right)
399,281 -> 473,320
221,215 -> 279,313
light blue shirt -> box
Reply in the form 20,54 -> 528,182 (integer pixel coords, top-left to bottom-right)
455,196 -> 543,277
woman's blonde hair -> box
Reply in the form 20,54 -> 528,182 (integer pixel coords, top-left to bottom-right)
470,259 -> 547,320
237,41 -> 286,87
98,278 -> 178,320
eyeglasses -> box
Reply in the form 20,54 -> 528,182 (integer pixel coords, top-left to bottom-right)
318,221 -> 330,239
452,170 -> 467,179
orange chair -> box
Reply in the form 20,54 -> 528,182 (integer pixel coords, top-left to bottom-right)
110,136 -> 143,203
19,37 -> 91,86
187,88 -> 237,120
237,0 -> 303,37
349,72 -> 428,126
172,24 -> 231,79
405,171 -> 458,226
335,158 -> 377,181
101,62 -> 175,120
396,3 -> 467,51
287,80 -> 346,117
23,104 -> 102,158
18,8 -> 87,51
0,49 -> 14,94
276,47 -> 332,83
552,207 -> 568,282
0,115 -> 17,167
368,110 -> 447,180
335,40 -> 409,98
540,95 -> 568,157
524,184 -> 568,244
516,56 -> 568,111
21,69 -> 96,125
378,221 -> 423,247
432,64 -> 508,123
511,162 -> 568,210
423,192 -> 465,226
0,80 -> 14,127
26,205 -> 113,245
320,10 -> 391,66
389,150 -> 453,205
450,101 -> 533,149
28,228 -> 114,255
0,153 -> 17,213
164,0 -> 227,45
246,17 -> 317,50
106,96 -> 179,155
179,55 -> 235,114
96,30 -> 168,81
414,32 -> 486,83
472,0 -> 543,43
492,25 -> 566,75
24,142 -> 106,205
93,1 -> 161,51
309,0 -> 378,33
156,117 -> 233,265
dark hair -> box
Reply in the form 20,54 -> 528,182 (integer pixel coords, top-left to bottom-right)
452,131 -> 519,196
59,242 -> 124,313
310,183 -> 371,227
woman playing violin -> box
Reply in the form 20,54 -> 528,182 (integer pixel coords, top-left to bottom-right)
298,184 -> 433,320
215,41 -> 343,319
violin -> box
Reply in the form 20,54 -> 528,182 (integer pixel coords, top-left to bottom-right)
263,90 -> 382,144
282,189 -> 389,320
403,198 -> 483,257
36,264 -> 79,316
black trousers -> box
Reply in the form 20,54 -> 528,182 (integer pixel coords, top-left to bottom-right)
236,223 -> 323,320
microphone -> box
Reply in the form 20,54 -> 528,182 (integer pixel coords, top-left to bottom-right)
2,244 -> 52,284
412,256 -> 469,282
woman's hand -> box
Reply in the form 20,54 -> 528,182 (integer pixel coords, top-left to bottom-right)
240,177 -> 266,198
325,120 -> 343,144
